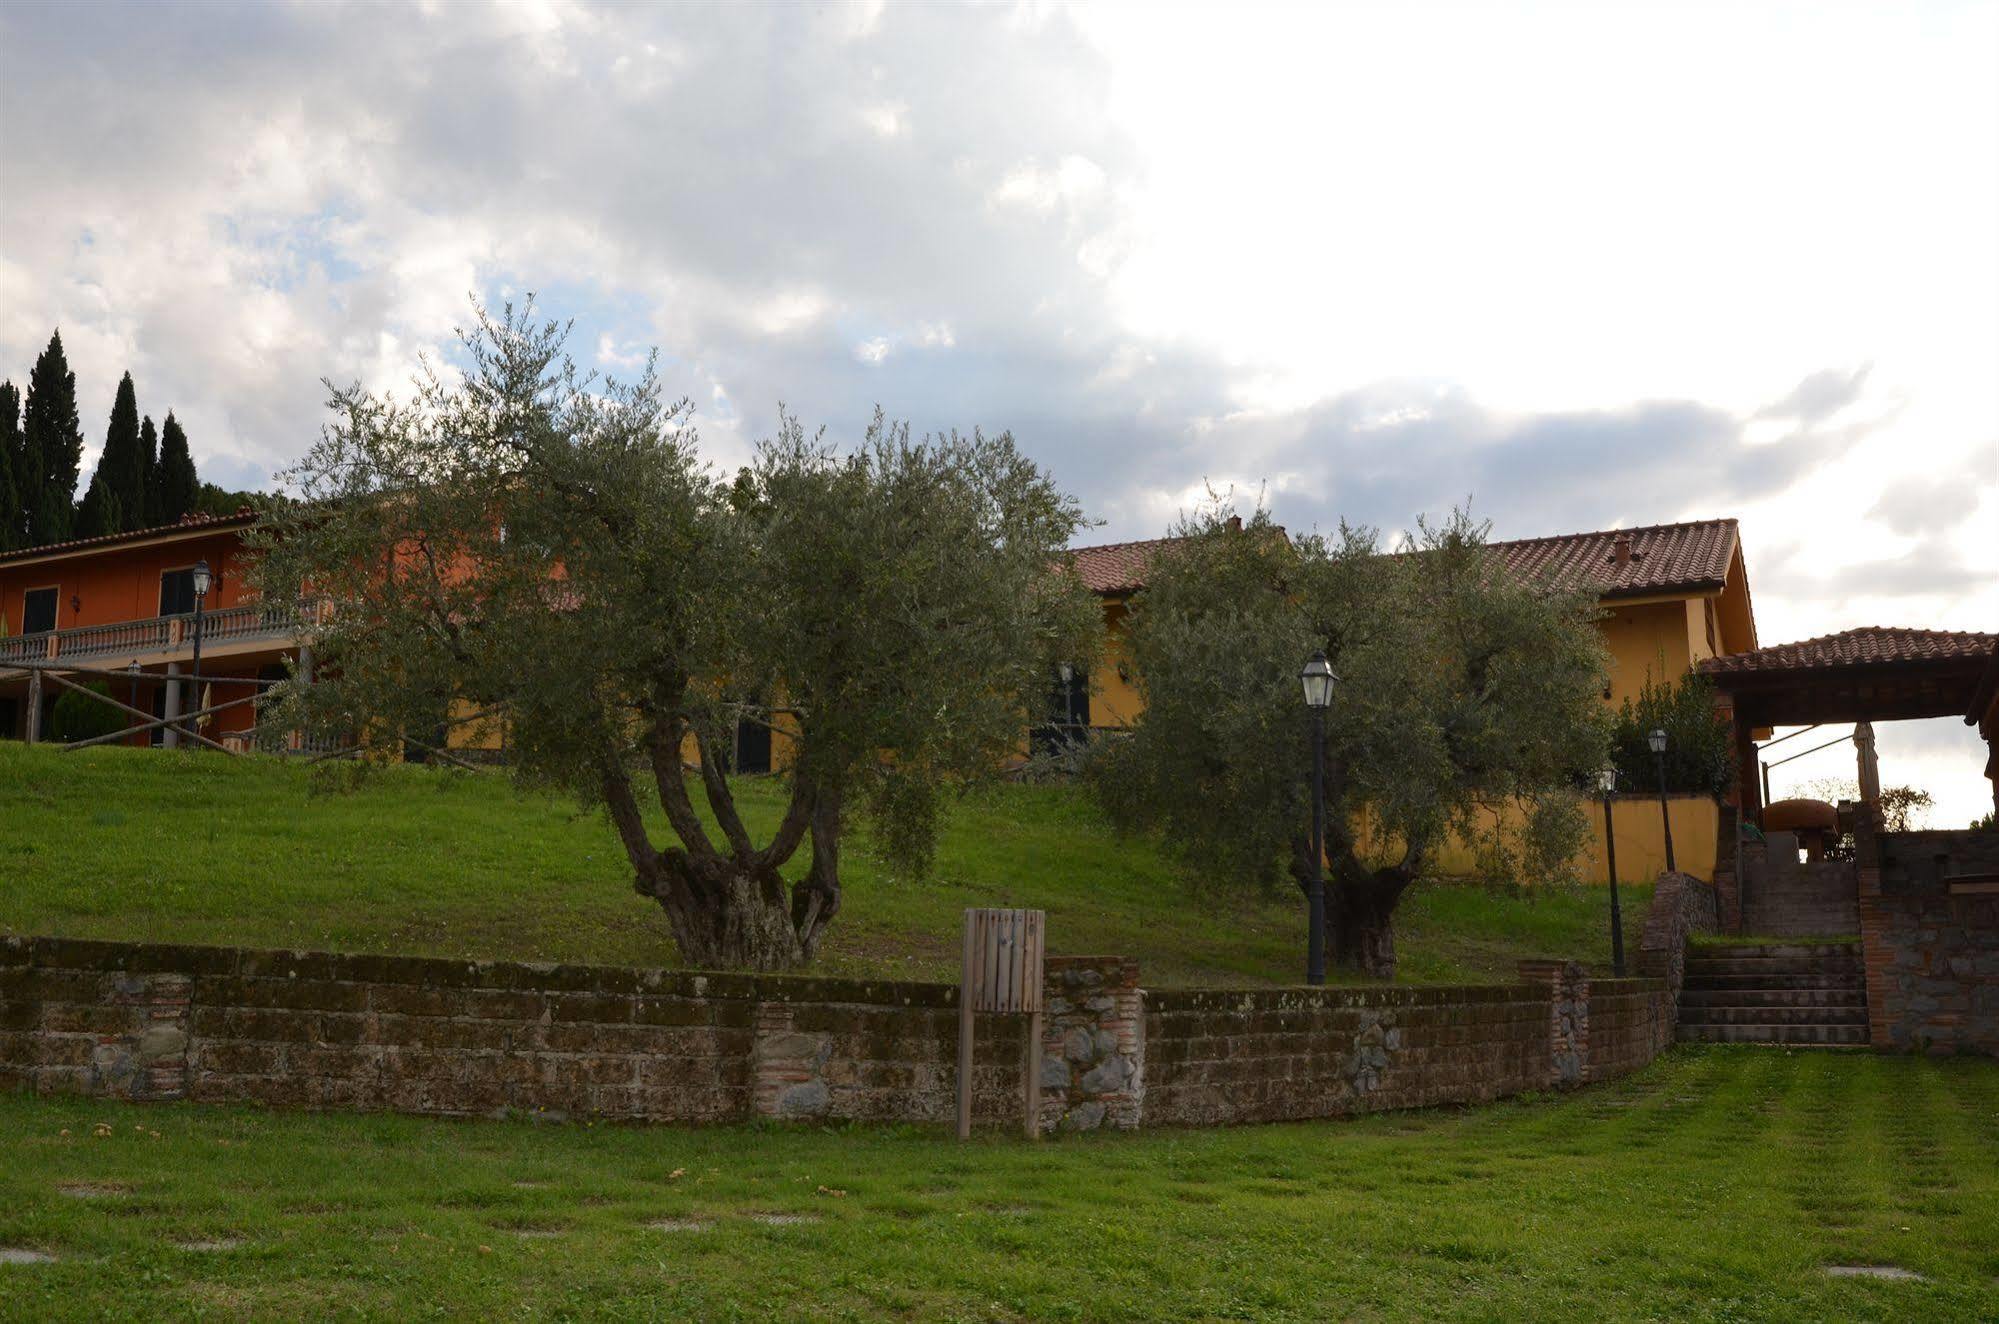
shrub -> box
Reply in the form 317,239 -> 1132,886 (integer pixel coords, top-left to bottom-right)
49,683 -> 130,744
1609,672 -> 1731,798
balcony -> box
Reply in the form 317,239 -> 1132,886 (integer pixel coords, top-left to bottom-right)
0,601 -> 314,669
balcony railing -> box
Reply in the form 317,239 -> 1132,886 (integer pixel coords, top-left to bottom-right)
0,600 -> 318,668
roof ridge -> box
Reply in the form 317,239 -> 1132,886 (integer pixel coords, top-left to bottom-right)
1484,515 -> 1737,549
1066,533 -> 1189,554
0,509 -> 258,564
1746,625 -> 1997,648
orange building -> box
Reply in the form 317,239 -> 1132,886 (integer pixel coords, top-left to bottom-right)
0,511 -> 302,750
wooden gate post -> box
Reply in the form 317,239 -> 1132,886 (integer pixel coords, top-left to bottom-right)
956,908 -> 1046,1141
24,667 -> 41,744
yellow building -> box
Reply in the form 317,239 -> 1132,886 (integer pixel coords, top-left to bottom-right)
1065,517 -> 1759,880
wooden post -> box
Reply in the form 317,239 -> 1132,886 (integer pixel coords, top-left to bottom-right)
1022,909 -> 1044,1140
957,908 -> 1047,1141
24,667 -> 41,744
956,918 -> 977,1141
1855,720 -> 1882,808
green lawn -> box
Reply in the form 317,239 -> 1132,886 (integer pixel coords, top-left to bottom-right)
0,744 -> 1643,987
0,1049 -> 1991,1321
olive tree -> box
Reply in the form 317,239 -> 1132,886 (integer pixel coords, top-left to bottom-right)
1091,505 -> 1608,978
254,302 -> 1098,971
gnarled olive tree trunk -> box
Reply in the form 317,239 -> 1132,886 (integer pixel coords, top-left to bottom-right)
1293,823 -> 1425,981
598,717 -> 840,972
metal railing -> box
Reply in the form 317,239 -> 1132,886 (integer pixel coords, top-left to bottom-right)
0,600 -> 316,667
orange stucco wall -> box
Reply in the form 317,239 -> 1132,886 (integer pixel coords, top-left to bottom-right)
0,528 -> 257,637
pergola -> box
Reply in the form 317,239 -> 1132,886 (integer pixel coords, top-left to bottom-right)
1698,627 -> 1999,824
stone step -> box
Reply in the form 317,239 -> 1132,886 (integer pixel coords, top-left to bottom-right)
1676,1023 -> 1870,1047
1677,1004 -> 1869,1027
1685,949 -> 1862,968
1688,942 -> 1861,960
1682,973 -> 1865,993
1683,964 -> 1862,985
1679,987 -> 1867,1009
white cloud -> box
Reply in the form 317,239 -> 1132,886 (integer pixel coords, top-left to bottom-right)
1,0 -> 1992,818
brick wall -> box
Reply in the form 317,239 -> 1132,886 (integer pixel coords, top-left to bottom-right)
1857,828 -> 1999,1056
3,933 -> 1684,1132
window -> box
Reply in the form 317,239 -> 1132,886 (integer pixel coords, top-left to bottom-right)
1030,667 -> 1090,757
159,568 -> 196,617
21,587 -> 57,635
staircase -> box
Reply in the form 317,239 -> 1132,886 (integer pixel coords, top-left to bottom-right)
1676,941 -> 1869,1047
1739,832 -> 1860,936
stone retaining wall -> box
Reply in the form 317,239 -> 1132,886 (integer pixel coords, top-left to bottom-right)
2,933 -> 1682,1132
1858,828 -> 1999,1056
1637,870 -> 1720,1006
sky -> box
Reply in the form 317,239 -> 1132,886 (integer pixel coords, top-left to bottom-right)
1,0 -> 1994,821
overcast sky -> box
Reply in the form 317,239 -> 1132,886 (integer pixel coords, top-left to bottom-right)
2,0 -> 1994,820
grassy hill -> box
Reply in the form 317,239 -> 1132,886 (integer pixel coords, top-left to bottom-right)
0,744 -> 1643,987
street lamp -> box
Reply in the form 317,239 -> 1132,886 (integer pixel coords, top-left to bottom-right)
1648,727 -> 1676,874
187,559 -> 212,745
1056,661 -> 1077,748
1597,765 -> 1625,976
1300,651 -> 1337,986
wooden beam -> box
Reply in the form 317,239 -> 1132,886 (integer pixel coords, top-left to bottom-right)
43,669 -> 244,755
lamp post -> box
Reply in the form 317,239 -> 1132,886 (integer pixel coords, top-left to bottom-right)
1648,727 -> 1675,874
1597,765 -> 1625,976
1057,661 -> 1077,748
1300,651 -> 1337,986
187,559 -> 212,745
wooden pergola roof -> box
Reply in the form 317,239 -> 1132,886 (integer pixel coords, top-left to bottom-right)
1698,627 -> 1998,727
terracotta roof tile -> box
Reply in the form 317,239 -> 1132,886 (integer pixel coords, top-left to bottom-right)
0,510 -> 258,566
1483,517 -> 1740,599
1070,516 -> 1743,600
1698,627 -> 1998,676
1066,536 -> 1188,596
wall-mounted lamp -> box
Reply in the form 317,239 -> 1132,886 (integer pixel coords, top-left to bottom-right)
69,594 -> 81,614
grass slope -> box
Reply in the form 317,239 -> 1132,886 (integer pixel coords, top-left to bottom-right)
0,1049 -> 1994,1321
0,744 -> 1643,986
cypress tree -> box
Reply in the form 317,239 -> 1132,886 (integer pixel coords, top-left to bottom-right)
0,381 -> 21,550
138,414 -> 160,526
21,330 -> 84,546
97,372 -> 146,531
156,411 -> 198,523
73,471 -> 122,539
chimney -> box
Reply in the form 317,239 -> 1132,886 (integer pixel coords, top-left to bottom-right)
1612,533 -> 1632,566
1227,515 -> 1243,533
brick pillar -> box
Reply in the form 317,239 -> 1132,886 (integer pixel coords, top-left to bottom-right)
98,973 -> 191,1100
1518,959 -> 1589,1088
1852,809 -> 1891,1051
1711,802 -> 1742,934
1038,956 -> 1142,1133
751,1001 -> 832,1119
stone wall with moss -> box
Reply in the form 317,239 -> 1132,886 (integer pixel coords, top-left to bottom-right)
2,935 -> 1679,1132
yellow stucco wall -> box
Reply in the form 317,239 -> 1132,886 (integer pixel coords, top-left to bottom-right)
1090,599 -> 1144,729
445,698 -> 507,751
1423,795 -> 1720,884
1087,586 -> 1720,728
1596,599 -> 1697,707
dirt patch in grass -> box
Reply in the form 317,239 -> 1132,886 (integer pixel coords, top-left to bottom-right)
0,1248 -> 57,1265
